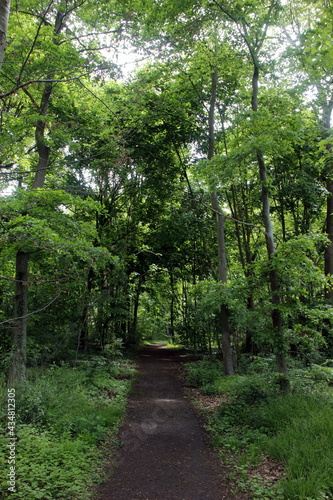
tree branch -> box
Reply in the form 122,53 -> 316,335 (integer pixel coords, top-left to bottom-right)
0,292 -> 61,325
17,0 -> 56,84
203,200 -> 267,236
0,72 -> 93,98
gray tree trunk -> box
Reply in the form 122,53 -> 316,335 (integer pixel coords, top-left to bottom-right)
0,0 -> 10,73
8,251 -> 29,386
8,10 -> 66,385
321,98 -> 333,301
208,70 -> 234,375
252,63 -> 288,378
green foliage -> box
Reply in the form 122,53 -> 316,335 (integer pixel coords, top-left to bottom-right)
186,360 -> 224,389
13,360 -> 133,439
0,427 -> 98,500
0,189 -> 107,259
0,358 -> 136,499
1,0 -> 333,495
186,357 -> 333,499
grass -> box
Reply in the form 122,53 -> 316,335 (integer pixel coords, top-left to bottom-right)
267,402 -> 333,499
185,357 -> 333,499
142,339 -> 185,349
0,357 -> 136,499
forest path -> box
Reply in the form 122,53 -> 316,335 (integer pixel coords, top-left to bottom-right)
95,344 -> 245,500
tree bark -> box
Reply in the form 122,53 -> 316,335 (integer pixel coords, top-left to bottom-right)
8,251 -> 29,386
322,99 -> 333,301
32,83 -> 52,189
131,279 -> 142,344
8,9 -> 66,385
32,10 -> 65,189
0,0 -> 10,73
227,186 -> 256,353
210,192 -> 227,282
252,63 -> 288,378
208,70 -> 234,375
169,270 -> 175,343
325,176 -> 333,299
79,268 -> 94,353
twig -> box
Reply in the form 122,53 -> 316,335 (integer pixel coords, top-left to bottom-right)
202,200 -> 267,236
0,275 -> 80,284
0,292 -> 61,325
0,73 -> 92,99
17,1 -> 56,84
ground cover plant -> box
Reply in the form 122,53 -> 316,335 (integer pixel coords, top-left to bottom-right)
0,357 -> 136,499
185,357 -> 333,500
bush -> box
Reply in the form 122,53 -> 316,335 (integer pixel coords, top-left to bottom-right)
0,427 -> 99,500
186,360 -> 223,388
187,358 -> 333,498
0,358 -> 136,499
212,384 -> 333,498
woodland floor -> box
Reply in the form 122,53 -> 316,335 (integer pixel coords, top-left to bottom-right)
94,344 -> 247,500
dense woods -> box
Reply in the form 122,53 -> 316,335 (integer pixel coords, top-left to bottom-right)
1,0 -> 332,380
1,1 -> 333,498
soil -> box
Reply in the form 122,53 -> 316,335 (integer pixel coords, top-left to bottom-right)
94,344 -> 247,500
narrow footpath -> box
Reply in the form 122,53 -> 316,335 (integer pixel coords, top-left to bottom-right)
95,344 -> 246,500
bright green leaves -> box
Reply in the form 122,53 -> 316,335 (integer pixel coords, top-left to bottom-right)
273,232 -> 329,301
270,232 -> 332,351
0,189 -> 110,269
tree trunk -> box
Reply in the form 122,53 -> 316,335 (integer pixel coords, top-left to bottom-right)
208,70 -> 234,375
8,251 -> 29,386
227,186 -> 256,353
32,83 -> 52,189
322,99 -> 333,301
8,9 -> 66,385
32,10 -> 65,188
252,63 -> 288,378
211,191 -> 227,282
0,0 -> 10,73
325,176 -> 333,300
169,270 -> 175,343
131,280 -> 142,343
79,268 -> 94,353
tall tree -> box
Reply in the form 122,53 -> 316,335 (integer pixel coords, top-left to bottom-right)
5,0 -> 122,384
209,0 -> 289,377
8,4 -> 70,385
208,69 -> 234,374
0,0 -> 10,73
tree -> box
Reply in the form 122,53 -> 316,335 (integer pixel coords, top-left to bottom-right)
208,69 -> 234,374
3,0 -> 125,383
209,0 -> 289,378
1,0 -> 333,382
0,0 -> 10,73
7,4 -> 72,385
286,0 -> 333,301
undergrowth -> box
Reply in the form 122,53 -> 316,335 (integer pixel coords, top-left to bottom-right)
185,357 -> 333,500
0,357 -> 136,499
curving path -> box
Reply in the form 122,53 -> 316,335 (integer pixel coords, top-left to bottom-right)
95,344 -> 245,500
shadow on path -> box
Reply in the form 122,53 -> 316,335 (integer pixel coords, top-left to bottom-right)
95,344 -> 244,500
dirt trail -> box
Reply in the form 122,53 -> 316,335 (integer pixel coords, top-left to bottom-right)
95,344 -> 245,500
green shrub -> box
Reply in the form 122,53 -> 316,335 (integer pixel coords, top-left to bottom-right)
0,358 -> 136,499
186,360 -> 223,388
187,358 -> 333,498
0,427 -> 99,500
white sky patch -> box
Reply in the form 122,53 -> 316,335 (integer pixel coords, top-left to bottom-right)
0,183 -> 16,196
101,43 -> 153,80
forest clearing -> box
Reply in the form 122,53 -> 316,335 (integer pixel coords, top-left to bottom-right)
1,0 -> 333,498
